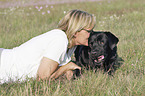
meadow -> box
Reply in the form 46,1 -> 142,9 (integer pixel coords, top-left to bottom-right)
0,0 -> 145,95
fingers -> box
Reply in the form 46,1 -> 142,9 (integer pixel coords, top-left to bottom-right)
67,62 -> 81,70
50,68 -> 64,80
49,72 -> 56,80
49,62 -> 81,80
65,70 -> 74,80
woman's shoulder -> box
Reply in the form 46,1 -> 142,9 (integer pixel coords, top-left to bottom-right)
46,29 -> 68,42
37,29 -> 67,40
52,29 -> 67,39
49,29 -> 65,35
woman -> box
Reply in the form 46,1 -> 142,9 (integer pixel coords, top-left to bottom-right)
0,9 -> 96,83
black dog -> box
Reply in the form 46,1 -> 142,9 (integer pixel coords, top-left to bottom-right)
74,31 -> 119,75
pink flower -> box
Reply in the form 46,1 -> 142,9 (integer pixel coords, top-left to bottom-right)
47,10 -> 50,14
42,12 -> 45,15
46,5 -> 48,8
35,6 -> 39,9
40,6 -> 43,10
51,6 -> 53,8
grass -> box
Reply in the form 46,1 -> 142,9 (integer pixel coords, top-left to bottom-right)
0,0 -> 145,95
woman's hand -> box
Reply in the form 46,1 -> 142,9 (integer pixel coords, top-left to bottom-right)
50,62 -> 81,80
37,57 -> 81,81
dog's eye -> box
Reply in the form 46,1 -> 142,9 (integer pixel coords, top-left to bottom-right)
101,42 -> 104,44
99,41 -> 104,45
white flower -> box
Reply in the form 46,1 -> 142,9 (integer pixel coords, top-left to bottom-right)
63,11 -> 66,14
110,16 -> 113,19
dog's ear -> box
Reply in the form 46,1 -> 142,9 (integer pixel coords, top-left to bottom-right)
105,32 -> 119,50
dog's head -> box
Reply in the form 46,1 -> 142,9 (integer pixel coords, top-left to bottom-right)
88,31 -> 119,65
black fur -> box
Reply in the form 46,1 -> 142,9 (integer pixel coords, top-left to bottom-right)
74,31 -> 119,75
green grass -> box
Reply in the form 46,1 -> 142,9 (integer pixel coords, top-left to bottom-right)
0,0 -> 145,95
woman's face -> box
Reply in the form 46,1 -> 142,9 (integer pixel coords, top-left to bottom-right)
74,28 -> 93,46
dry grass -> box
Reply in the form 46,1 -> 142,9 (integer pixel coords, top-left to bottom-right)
0,0 -> 145,95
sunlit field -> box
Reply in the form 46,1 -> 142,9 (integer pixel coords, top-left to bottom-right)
0,0 -> 145,95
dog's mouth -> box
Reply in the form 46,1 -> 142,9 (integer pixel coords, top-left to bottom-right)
93,55 -> 104,64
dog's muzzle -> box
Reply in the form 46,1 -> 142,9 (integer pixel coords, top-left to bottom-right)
93,55 -> 104,65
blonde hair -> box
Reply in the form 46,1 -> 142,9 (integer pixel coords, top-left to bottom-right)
58,9 -> 96,48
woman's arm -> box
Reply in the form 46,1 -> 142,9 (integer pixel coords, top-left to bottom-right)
50,62 -> 81,80
37,57 -> 58,80
37,57 -> 81,81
